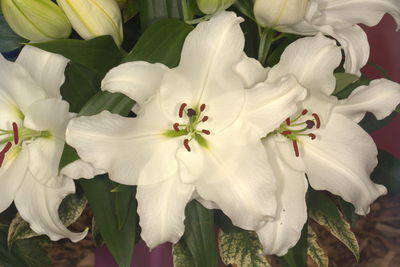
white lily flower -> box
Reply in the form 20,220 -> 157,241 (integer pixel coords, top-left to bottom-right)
256,34 -> 400,255
0,45 -> 90,242
254,0 -> 400,75
66,11 -> 307,248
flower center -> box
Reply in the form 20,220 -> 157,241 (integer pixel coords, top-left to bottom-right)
276,109 -> 321,157
163,103 -> 211,152
0,122 -> 51,167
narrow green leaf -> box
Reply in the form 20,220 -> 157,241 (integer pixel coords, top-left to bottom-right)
234,0 -> 255,20
371,149 -> 400,194
80,175 -> 137,267
139,0 -> 183,29
172,240 -> 196,267
309,208 -> 359,261
78,91 -> 135,116
334,75 -> 371,99
122,0 -> 140,22
278,224 -> 308,267
307,225 -> 329,267
308,190 -> 342,223
214,210 -> 242,234
0,14 -> 27,52
367,60 -> 393,80
333,73 -> 359,95
92,218 -> 104,247
124,19 -> 193,66
359,111 -> 397,133
29,36 -> 123,76
7,193 -> 87,247
219,230 -> 270,267
183,200 -> 218,267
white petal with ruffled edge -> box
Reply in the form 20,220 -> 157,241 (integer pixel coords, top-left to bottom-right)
195,119 -> 277,230
303,113 -> 387,215
257,138 -> 308,256
234,53 -> 269,88
61,160 -> 105,180
16,45 -> 69,98
14,171 -> 87,242
335,79 -> 400,123
102,61 -> 168,107
137,176 -> 194,249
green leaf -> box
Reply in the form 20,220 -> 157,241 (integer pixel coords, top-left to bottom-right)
61,62 -> 101,112
80,175 -> 137,267
7,193 -> 87,247
139,0 -> 183,29
359,111 -> 397,133
309,206 -> 359,261
334,75 -> 371,99
124,18 -> 193,66
0,14 -> 27,53
122,0 -> 140,22
183,200 -> 218,267
371,149 -> 400,194
307,225 -> 329,267
367,60 -> 393,80
219,230 -> 270,267
11,238 -> 51,267
214,210 -> 242,234
172,240 -> 196,267
92,218 -> 104,248
79,91 -> 135,116
234,0 -> 255,20
333,73 -> 359,95
278,224 -> 307,267
29,36 -> 123,76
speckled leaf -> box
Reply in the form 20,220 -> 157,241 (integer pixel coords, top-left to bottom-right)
309,208 -> 359,261
172,241 -> 196,267
219,230 -> 271,267
7,193 -> 87,247
307,225 -> 328,267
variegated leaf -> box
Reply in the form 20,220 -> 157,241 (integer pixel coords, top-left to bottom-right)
172,241 -> 196,267
219,230 -> 271,267
309,208 -> 359,261
7,193 -> 87,246
307,225 -> 328,267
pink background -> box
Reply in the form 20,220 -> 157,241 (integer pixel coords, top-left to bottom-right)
95,14 -> 400,267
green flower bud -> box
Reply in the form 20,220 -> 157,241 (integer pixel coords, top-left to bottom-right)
1,0 -> 72,41
197,0 -> 236,15
56,0 -> 123,46
254,0 -> 309,28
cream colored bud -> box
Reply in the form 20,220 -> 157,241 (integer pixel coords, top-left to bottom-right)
1,0 -> 72,41
197,0 -> 236,15
254,0 -> 309,28
56,0 -> 123,46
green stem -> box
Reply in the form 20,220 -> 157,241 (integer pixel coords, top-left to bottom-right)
258,28 -> 275,66
181,0 -> 191,22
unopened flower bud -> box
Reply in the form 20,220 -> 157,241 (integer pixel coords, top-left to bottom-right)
254,0 -> 309,28
56,0 -> 123,46
1,0 -> 72,41
197,0 -> 236,15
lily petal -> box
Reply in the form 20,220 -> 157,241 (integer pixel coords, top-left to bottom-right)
303,113 -> 387,215
244,74 -> 307,138
257,138 -> 308,256
0,148 -> 28,212
101,61 -> 168,107
195,120 -> 277,230
16,45 -> 69,98
268,33 -> 341,96
137,176 -> 194,249
234,53 -> 269,88
335,79 -> 400,123
14,171 -> 87,242
61,159 -> 105,180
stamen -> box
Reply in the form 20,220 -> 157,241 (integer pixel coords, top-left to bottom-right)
312,113 -> 321,129
302,109 -> 308,115
173,123 -> 180,132
285,118 -> 291,126
306,120 -> 315,129
0,142 -> 12,168
292,140 -> 300,157
183,139 -> 191,152
12,122 -> 19,144
201,129 -> 210,135
179,103 -> 187,118
281,130 -> 292,135
187,108 -> 196,117
308,133 -> 316,140
200,104 -> 206,112
201,116 -> 209,122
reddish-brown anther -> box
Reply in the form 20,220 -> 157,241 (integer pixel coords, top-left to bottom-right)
200,104 -> 206,112
0,142 -> 12,168
183,139 -> 191,152
285,118 -> 291,125
179,103 -> 187,118
201,116 -> 209,122
202,129 -> 210,135
312,113 -> 321,129
308,133 -> 316,140
173,123 -> 180,132
12,122 -> 19,144
282,130 -> 292,135
301,109 -> 308,115
292,140 -> 300,157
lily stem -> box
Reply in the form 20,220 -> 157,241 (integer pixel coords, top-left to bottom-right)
258,27 -> 275,66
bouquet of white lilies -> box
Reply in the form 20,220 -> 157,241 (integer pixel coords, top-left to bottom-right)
0,0 -> 399,266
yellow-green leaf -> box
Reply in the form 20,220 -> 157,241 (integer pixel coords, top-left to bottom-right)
172,241 -> 196,267
307,225 -> 328,267
219,230 -> 271,267
309,208 -> 359,261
